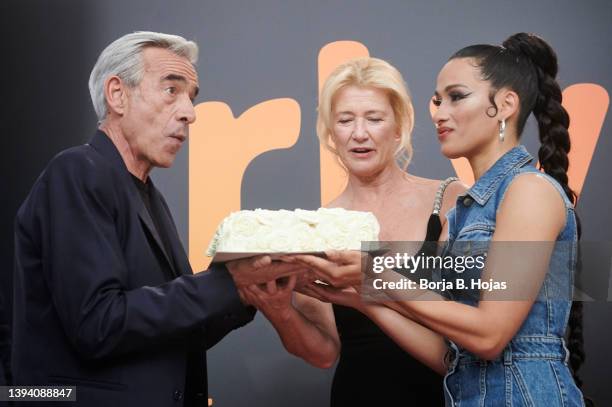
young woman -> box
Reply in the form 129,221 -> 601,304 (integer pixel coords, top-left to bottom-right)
237,57 -> 464,406
294,33 -> 586,406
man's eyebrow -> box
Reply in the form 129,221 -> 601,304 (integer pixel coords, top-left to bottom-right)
162,74 -> 187,83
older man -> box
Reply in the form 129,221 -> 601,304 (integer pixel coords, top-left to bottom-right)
12,31 -> 296,407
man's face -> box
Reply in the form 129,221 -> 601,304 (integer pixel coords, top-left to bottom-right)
121,47 -> 199,168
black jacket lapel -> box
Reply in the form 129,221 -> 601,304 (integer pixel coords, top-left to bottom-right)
136,202 -> 178,277
88,130 -> 179,277
148,182 -> 188,277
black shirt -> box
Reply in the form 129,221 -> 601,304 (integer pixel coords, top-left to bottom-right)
131,175 -> 176,278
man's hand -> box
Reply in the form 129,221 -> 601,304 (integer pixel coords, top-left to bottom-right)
294,269 -> 318,290
226,255 -> 309,287
238,275 -> 297,321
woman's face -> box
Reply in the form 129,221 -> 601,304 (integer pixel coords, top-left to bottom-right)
331,85 -> 400,177
432,58 -> 500,159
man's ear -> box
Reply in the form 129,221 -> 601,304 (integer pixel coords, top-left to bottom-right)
104,75 -> 128,116
495,88 -> 519,122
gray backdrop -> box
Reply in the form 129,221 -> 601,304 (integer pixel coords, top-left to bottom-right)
4,1 -> 611,406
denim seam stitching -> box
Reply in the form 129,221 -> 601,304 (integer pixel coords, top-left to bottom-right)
512,355 -> 564,360
505,363 -> 512,407
479,362 -> 486,407
546,280 -> 553,336
495,167 -> 523,215
470,154 -> 532,205
550,360 -> 568,407
510,364 -> 535,406
457,223 -> 495,234
512,335 -> 563,342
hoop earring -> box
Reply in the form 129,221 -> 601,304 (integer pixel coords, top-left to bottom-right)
486,105 -> 498,118
499,119 -> 506,142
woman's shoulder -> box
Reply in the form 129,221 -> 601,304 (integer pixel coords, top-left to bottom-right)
400,174 -> 467,217
403,174 -> 438,187
442,178 -> 468,200
404,174 -> 466,193
400,174 -> 439,198
494,173 -> 568,240
437,177 -> 467,220
417,175 -> 467,204
499,167 -> 573,212
399,173 -> 465,199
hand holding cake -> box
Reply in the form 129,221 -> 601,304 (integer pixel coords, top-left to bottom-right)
283,250 -> 366,288
226,255 -> 310,288
238,275 -> 298,322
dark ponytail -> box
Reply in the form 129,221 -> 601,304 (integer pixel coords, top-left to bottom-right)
451,33 -> 590,403
502,33 -> 576,204
503,34 -> 588,403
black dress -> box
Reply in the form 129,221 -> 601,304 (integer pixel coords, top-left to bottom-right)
330,177 -> 457,407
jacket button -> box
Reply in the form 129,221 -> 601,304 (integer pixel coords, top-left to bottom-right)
173,390 -> 183,401
463,196 -> 473,206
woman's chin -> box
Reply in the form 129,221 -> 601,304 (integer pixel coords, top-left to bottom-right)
346,167 -> 371,178
345,163 -> 389,179
440,144 -> 465,160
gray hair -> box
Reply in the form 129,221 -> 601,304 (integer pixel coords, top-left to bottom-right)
88,31 -> 198,122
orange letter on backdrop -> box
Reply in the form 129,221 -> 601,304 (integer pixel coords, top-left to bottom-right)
189,99 -> 300,271
564,84 -> 608,197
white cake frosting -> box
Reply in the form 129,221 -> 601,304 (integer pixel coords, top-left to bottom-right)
206,208 -> 380,256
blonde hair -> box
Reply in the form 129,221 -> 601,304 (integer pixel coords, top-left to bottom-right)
317,57 -> 415,168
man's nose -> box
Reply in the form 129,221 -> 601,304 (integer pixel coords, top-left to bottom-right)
177,95 -> 196,124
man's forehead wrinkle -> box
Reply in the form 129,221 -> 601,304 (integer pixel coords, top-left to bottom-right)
160,63 -> 197,82
142,51 -> 197,81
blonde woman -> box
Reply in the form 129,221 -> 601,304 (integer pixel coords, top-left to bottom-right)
238,57 -> 464,406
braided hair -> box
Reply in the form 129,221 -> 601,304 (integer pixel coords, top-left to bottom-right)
450,33 -> 589,402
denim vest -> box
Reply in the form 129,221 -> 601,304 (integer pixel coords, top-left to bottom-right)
441,146 -> 584,406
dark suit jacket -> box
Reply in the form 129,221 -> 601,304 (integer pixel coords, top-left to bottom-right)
12,130 -> 255,406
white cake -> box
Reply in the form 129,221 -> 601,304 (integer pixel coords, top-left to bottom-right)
206,208 -> 380,256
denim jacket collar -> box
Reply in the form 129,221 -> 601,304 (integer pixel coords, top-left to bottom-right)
466,145 -> 533,206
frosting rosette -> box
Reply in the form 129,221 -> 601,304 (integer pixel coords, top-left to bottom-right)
206,208 -> 380,256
